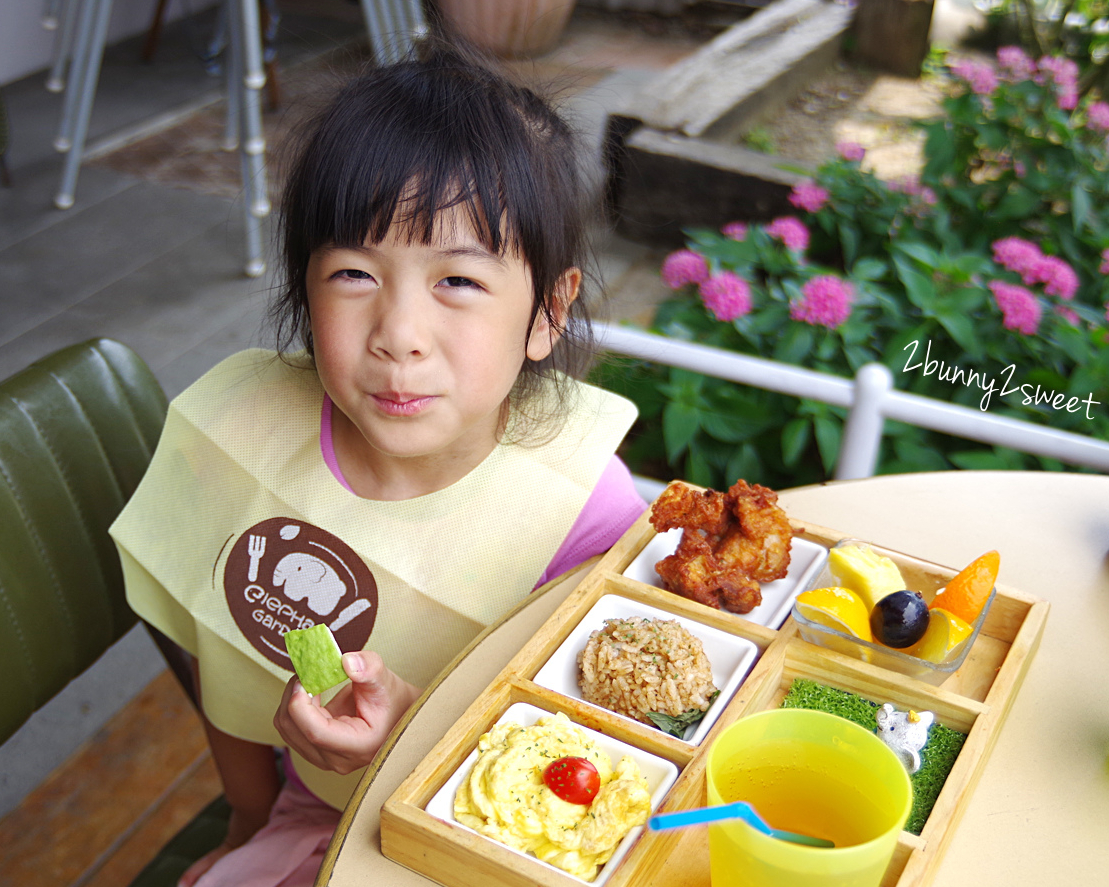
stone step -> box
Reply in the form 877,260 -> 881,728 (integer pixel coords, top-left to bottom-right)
629,0 -> 855,141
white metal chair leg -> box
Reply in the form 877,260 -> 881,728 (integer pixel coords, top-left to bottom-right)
54,0 -> 93,152
42,0 -> 64,29
220,2 -> 241,152
389,0 -> 428,60
45,0 -> 80,92
362,0 -> 428,65
378,0 -> 405,64
396,0 -> 429,47
230,0 -> 269,277
358,0 -> 394,66
407,0 -> 429,40
55,0 -> 113,209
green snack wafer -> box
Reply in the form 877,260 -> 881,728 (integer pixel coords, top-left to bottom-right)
284,624 -> 348,695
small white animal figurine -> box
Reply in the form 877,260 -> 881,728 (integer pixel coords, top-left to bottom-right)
876,703 -> 934,774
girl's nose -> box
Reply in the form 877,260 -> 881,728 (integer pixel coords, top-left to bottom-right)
368,288 -> 429,361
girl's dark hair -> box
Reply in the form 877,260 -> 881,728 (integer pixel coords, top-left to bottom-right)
272,41 -> 598,435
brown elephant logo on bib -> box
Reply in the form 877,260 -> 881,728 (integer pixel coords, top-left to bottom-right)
223,517 -> 378,669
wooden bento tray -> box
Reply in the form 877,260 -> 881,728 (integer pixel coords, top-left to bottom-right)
379,506 -> 1049,887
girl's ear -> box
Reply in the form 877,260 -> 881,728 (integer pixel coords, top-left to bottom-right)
527,267 -> 581,361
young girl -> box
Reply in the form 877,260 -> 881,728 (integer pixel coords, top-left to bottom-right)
110,44 -> 646,887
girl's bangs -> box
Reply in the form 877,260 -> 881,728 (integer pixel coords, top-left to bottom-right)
305,138 -> 514,256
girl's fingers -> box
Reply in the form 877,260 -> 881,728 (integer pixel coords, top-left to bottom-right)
274,654 -> 420,775
275,676 -> 377,773
274,678 -> 331,769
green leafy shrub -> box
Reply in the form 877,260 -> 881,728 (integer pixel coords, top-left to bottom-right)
973,1 -> 1109,96
599,48 -> 1109,490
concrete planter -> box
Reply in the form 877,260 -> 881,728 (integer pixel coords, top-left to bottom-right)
436,0 -> 577,57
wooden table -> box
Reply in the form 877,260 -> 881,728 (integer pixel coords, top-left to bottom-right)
318,471 -> 1109,887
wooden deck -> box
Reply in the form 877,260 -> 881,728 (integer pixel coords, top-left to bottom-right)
0,671 -> 221,887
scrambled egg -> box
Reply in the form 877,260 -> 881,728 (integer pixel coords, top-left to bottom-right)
454,712 -> 652,881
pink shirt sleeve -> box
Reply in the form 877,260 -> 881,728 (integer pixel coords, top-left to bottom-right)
535,455 -> 647,587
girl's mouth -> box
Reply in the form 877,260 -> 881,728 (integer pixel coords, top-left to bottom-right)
372,393 -> 435,417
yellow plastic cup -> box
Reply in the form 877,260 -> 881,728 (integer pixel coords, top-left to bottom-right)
706,708 -> 912,887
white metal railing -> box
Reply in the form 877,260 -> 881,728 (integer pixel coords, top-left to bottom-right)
594,323 -> 1109,486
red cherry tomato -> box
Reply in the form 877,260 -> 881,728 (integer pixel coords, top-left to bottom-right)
542,756 -> 600,805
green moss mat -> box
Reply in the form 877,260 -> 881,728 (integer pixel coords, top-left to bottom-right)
780,679 -> 967,835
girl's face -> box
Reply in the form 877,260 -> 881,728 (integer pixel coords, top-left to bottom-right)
306,206 -> 578,500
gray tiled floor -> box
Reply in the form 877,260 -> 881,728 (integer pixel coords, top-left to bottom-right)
0,5 -> 667,816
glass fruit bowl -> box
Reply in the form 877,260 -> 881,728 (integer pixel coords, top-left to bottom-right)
790,540 -> 997,685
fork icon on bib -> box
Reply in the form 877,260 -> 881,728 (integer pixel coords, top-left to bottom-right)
247,534 -> 266,582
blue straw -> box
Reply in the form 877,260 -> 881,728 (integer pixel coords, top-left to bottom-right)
648,802 -> 835,848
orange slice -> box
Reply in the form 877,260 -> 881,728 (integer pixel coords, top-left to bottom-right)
795,586 -> 873,643
930,550 -> 999,623
904,608 -> 974,664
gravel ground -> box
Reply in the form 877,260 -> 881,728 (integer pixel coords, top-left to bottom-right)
744,60 -> 948,180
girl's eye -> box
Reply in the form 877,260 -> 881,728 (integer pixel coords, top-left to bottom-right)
335,268 -> 373,281
440,276 -> 479,289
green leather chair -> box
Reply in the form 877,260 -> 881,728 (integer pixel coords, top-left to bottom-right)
0,338 -> 229,886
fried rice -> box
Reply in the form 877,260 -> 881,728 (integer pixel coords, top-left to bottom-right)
577,616 -> 717,726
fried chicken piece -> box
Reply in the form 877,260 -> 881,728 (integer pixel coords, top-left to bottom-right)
649,479 -> 795,614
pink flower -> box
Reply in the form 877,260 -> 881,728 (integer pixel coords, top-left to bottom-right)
836,141 -> 866,162
997,46 -> 1036,82
789,275 -> 854,329
1039,56 -> 1079,90
888,176 -> 937,205
699,271 -> 753,322
1058,87 -> 1078,111
888,175 -> 920,195
988,280 -> 1042,335
661,249 -> 709,289
1038,56 -> 1079,109
887,176 -> 938,217
951,58 -> 998,95
1088,102 -> 1109,132
722,221 -> 748,241
1030,255 -> 1079,300
766,216 -> 810,252
788,181 -> 830,213
992,236 -> 1043,280
1099,248 -> 1109,275
1056,305 -> 1080,326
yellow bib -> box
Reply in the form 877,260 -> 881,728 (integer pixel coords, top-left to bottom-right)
110,350 -> 635,808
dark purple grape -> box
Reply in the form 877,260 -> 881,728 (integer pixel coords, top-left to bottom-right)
870,591 -> 929,648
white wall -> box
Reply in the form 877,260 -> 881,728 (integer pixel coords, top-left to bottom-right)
1,0 -> 218,86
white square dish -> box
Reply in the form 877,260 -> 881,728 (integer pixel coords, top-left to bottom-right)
425,702 -> 679,886
532,594 -> 759,745
622,530 -> 829,629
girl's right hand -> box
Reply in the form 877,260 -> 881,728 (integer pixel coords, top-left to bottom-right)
273,650 -> 421,775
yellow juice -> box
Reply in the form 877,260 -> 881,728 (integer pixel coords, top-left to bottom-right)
716,764 -> 892,848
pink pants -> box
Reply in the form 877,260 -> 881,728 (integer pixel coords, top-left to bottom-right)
194,779 -> 341,887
